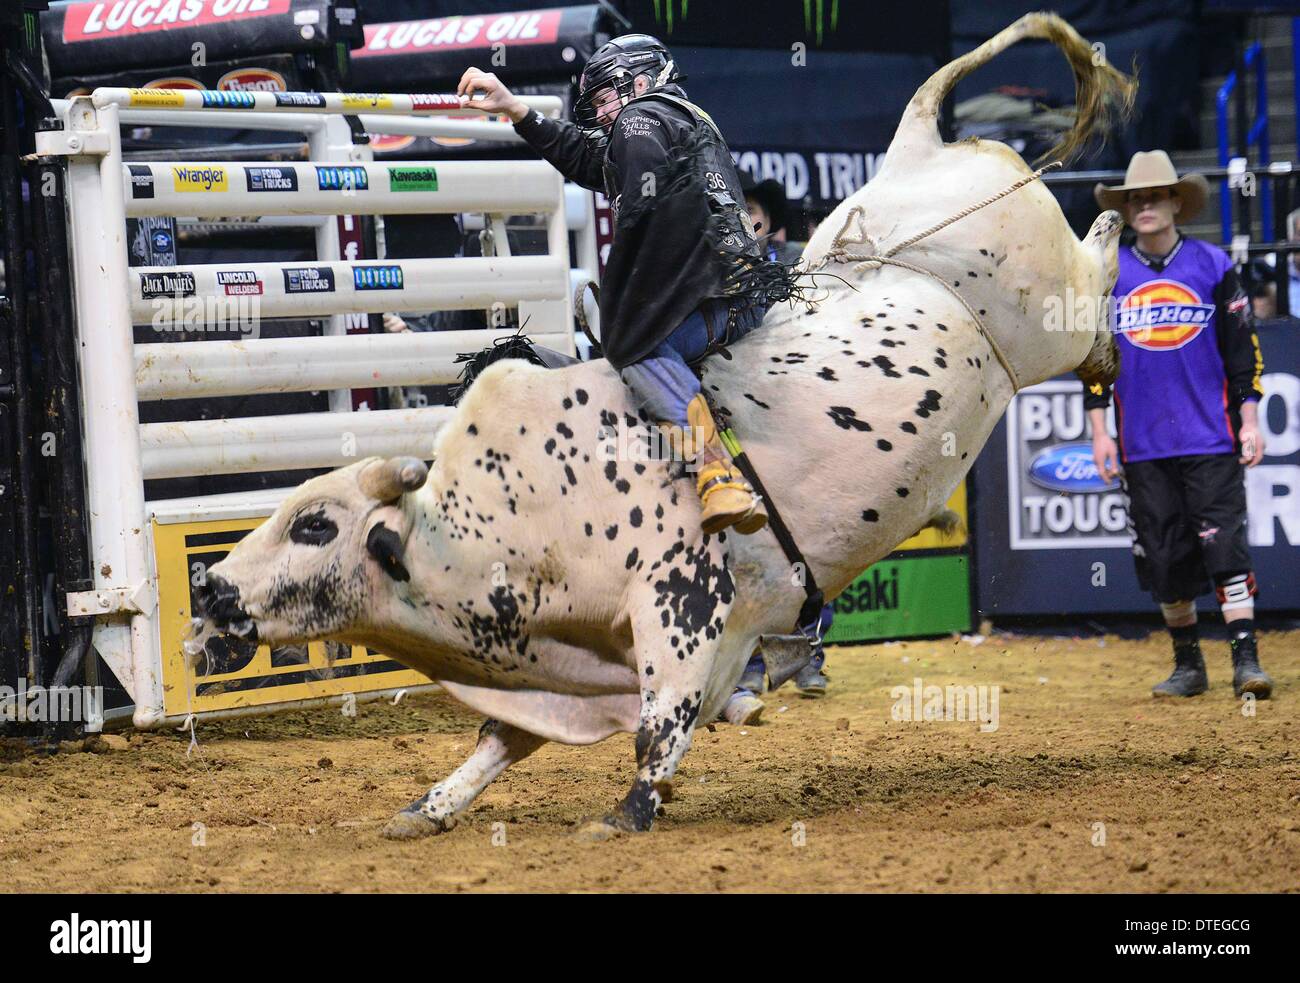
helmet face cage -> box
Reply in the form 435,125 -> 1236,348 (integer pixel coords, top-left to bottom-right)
574,64 -> 641,133
574,36 -> 676,137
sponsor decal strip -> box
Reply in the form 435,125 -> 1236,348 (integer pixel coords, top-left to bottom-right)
172,165 -> 228,192
105,88 -> 511,116
282,266 -> 336,293
215,270 -> 264,296
387,166 -> 439,192
139,270 -> 196,299
353,265 -> 404,290
244,165 -> 298,192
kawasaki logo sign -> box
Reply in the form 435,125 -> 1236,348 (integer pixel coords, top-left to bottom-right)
388,167 -> 438,192
826,555 -> 970,643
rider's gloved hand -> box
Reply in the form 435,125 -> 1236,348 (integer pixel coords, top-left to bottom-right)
457,67 -> 531,124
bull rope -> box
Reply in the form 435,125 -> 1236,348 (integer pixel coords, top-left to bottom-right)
807,160 -> 1064,394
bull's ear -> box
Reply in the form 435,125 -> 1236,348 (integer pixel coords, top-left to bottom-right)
359,457 -> 428,504
366,522 -> 410,582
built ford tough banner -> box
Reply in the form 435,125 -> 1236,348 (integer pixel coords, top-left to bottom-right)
972,320 -> 1300,615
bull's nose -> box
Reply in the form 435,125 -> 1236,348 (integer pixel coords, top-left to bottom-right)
198,574 -> 246,625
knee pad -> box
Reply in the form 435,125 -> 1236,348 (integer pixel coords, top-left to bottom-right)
1159,599 -> 1197,626
1215,572 -> 1256,611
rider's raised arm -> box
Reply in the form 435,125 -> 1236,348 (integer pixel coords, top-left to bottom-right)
513,109 -> 606,193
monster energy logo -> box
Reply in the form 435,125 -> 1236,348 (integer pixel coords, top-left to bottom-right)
651,0 -> 689,33
25,12 -> 38,52
651,1 -> 840,45
803,0 -> 840,46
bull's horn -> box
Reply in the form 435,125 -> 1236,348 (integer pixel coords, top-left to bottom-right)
359,456 -> 428,503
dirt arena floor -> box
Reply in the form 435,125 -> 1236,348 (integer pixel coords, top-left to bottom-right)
2,629 -> 1297,893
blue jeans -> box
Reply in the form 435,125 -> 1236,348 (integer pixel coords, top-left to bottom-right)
620,298 -> 766,428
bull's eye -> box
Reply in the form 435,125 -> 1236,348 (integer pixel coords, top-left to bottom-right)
290,511 -> 338,546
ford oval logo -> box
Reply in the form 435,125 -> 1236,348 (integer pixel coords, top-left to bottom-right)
1027,442 -> 1119,493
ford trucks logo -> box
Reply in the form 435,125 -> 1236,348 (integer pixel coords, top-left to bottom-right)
1027,442 -> 1119,493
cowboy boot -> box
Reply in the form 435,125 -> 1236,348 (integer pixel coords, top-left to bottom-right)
1152,637 -> 1209,698
1229,630 -> 1273,699
684,394 -> 768,535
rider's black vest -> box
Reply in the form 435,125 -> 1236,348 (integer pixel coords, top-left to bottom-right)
601,91 -> 762,263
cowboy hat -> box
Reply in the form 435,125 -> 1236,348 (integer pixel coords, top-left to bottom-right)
740,173 -> 789,236
1094,150 -> 1209,221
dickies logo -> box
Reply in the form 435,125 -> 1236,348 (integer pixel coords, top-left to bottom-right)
173,165 -> 228,192
353,265 -> 404,290
1116,279 -> 1212,351
216,270 -> 263,296
316,166 -> 369,191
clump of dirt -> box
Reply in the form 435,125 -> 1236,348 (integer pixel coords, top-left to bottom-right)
1,630 -> 1295,892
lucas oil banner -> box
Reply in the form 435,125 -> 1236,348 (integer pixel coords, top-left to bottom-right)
973,320 -> 1300,615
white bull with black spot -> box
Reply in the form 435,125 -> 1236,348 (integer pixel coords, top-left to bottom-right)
200,12 -> 1134,838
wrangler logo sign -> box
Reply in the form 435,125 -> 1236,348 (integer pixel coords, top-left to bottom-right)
172,165 -> 228,192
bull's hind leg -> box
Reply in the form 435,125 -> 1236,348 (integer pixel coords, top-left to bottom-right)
382,719 -> 547,840
578,542 -> 735,838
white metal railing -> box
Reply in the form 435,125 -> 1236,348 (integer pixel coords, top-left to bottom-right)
45,89 -> 582,727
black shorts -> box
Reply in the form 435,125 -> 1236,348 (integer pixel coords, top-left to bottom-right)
1121,453 -> 1253,604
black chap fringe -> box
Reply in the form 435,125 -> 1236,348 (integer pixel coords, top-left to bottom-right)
452,331 -> 547,404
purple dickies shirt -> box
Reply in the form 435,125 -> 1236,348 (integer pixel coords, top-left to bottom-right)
1111,237 -> 1239,463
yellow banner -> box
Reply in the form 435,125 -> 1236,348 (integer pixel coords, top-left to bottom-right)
341,93 -> 393,110
171,164 -> 229,193
894,481 -> 968,551
154,516 -> 430,719
128,87 -> 186,107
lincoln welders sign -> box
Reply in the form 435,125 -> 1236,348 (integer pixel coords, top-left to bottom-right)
973,320 -> 1300,614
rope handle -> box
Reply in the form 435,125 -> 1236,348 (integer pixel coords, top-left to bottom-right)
805,160 -> 1063,393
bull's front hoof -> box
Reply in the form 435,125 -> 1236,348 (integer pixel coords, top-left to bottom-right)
382,809 -> 454,840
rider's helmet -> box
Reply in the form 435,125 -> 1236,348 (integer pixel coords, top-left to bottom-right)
574,34 -> 680,137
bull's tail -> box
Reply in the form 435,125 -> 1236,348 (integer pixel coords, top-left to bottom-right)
898,12 -> 1136,164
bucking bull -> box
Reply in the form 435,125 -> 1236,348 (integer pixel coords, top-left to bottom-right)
198,13 -> 1135,838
